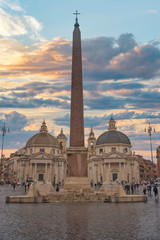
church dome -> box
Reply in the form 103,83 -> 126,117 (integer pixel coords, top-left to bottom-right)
26,120 -> 59,148
96,117 -> 131,146
96,130 -> 131,145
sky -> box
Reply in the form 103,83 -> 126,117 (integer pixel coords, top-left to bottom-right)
0,0 -> 160,161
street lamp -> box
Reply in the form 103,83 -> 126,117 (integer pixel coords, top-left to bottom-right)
144,123 -> 155,180
0,123 -> 9,180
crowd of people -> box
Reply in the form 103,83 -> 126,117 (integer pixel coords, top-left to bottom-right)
143,184 -> 158,198
123,180 -> 159,198
5,181 -> 32,193
1,179 -> 159,198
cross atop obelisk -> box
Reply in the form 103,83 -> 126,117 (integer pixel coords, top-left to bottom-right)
73,10 -> 80,28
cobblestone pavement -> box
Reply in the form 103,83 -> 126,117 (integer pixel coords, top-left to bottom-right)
0,185 -> 160,240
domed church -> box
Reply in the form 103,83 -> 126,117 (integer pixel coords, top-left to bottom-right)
7,120 -> 67,184
87,117 -> 139,184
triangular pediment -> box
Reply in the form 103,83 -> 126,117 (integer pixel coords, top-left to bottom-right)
29,151 -> 53,160
102,151 -> 126,159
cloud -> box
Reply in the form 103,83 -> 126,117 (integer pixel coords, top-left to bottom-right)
3,130 -> 37,149
0,79 -> 71,109
54,111 -> 160,129
0,2 -> 42,39
24,16 -> 42,32
0,38 -> 31,65
82,33 -> 137,70
0,0 -> 23,12
0,37 -> 71,79
0,8 -> 27,37
108,44 -> 160,79
147,10 -> 158,14
0,95 -> 70,109
0,111 -> 28,132
1,33 -> 160,83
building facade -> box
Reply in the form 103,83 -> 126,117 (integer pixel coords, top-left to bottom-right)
4,121 -> 67,184
87,118 -> 140,184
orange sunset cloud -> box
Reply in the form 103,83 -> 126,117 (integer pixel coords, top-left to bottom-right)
0,37 -> 72,79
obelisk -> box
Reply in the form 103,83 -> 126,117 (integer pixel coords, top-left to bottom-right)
70,11 -> 84,147
67,11 -> 88,177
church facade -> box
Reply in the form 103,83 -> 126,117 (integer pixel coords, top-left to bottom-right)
5,121 -> 67,184
87,118 -> 140,184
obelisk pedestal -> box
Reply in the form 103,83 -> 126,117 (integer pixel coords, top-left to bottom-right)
67,147 -> 88,177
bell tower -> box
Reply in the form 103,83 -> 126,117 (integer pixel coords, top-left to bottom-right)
108,117 -> 117,131
88,127 -> 96,156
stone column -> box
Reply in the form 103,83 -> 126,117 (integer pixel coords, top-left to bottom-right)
45,164 -> 48,181
104,163 -> 107,182
35,163 -> 37,181
124,163 -> 126,181
102,163 -> 105,182
93,163 -> 96,184
52,163 -> 55,183
122,163 -> 125,180
105,163 -> 108,182
60,163 -> 62,183
29,163 -> 32,179
58,163 -> 61,183
62,161 -> 65,182
50,164 -> 52,182
108,163 -> 111,181
119,162 -> 122,180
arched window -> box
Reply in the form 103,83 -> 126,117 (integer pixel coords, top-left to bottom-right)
99,148 -> 103,154
123,148 -> 128,153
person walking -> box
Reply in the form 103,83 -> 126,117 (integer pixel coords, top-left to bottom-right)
143,187 -> 147,195
131,184 -> 134,195
24,183 -> 27,194
56,184 -> 59,192
153,186 -> 158,198
13,182 -> 16,190
148,185 -> 152,195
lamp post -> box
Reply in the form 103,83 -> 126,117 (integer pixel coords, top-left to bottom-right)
0,123 -> 9,180
144,123 -> 155,180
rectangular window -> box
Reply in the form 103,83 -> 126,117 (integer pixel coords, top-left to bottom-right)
111,148 -> 116,152
40,148 -> 45,152
113,173 -> 117,182
39,174 -> 44,181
